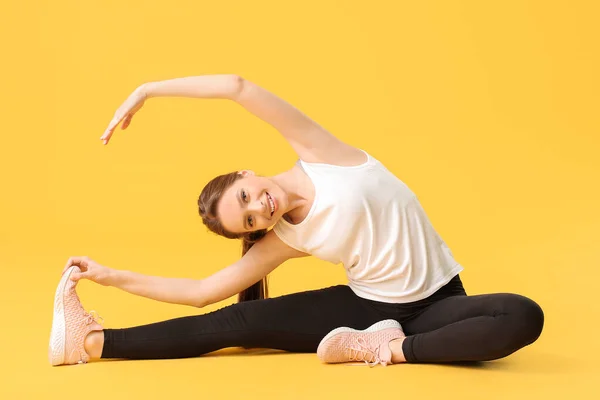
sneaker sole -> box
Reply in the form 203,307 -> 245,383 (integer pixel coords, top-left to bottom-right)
48,266 -> 76,366
317,319 -> 403,351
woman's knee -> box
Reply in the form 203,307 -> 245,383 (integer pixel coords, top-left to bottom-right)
503,294 -> 545,347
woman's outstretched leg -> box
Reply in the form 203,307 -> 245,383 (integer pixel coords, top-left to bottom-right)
98,285 -> 387,360
50,266 -> 390,365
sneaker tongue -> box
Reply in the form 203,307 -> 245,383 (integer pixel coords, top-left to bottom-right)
88,320 -> 104,332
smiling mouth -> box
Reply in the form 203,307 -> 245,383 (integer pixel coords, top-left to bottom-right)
266,192 -> 275,216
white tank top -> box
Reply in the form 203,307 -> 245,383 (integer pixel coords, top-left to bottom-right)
272,150 -> 463,303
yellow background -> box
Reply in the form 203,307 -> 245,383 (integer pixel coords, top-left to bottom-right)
1,0 -> 598,398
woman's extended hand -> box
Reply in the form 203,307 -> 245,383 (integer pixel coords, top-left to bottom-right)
62,256 -> 114,286
100,85 -> 147,145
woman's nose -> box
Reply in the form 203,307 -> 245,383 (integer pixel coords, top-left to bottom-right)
249,199 -> 266,214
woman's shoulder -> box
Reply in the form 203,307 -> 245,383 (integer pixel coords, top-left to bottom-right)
298,141 -> 370,167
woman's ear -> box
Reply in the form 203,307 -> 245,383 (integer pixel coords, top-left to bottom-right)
238,170 -> 256,177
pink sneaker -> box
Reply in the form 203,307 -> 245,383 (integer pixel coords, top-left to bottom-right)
317,320 -> 405,366
48,266 -> 104,366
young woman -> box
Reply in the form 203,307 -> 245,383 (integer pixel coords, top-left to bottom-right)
48,75 -> 544,367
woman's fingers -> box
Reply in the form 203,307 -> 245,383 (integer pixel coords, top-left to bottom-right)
70,271 -> 88,282
100,88 -> 146,145
121,114 -> 132,130
63,256 -> 76,272
62,256 -> 89,275
100,116 -> 122,144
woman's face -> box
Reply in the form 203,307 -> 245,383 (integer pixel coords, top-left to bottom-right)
217,171 -> 287,234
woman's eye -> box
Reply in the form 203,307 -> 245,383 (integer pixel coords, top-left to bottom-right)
242,190 -> 248,202
247,216 -> 253,227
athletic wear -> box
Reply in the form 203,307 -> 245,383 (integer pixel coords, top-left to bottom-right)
101,275 -> 544,363
82,151 -> 545,365
273,150 -> 463,303
316,319 -> 405,366
49,266 -> 104,366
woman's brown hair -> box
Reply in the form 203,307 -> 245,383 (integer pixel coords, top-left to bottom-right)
197,171 -> 268,303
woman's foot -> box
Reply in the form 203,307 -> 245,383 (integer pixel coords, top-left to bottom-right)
48,266 -> 104,366
317,319 -> 406,366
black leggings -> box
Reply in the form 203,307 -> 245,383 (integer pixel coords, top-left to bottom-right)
101,275 -> 544,363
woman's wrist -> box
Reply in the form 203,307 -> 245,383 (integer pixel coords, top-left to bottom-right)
136,83 -> 151,100
106,267 -> 122,287
139,81 -> 157,99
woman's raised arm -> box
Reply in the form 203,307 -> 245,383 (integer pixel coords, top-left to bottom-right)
100,75 -> 241,144
100,75 -> 359,165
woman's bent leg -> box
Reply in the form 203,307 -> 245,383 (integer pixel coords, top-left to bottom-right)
400,293 -> 544,363
101,285 -> 387,360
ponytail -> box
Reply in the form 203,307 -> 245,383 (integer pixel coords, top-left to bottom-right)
238,228 -> 269,302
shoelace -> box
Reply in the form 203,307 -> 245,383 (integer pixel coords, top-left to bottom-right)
346,337 -> 384,367
70,288 -> 104,326
84,310 -> 104,325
